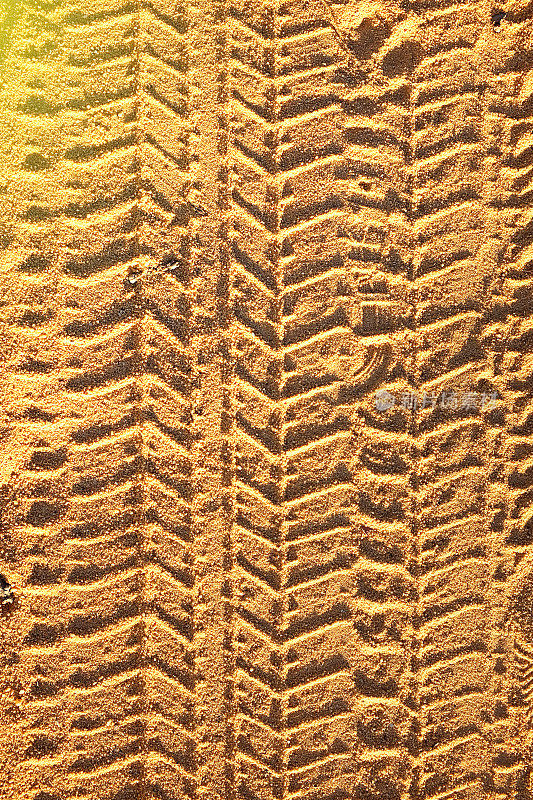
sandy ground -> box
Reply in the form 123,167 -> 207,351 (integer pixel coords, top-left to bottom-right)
0,0 -> 532,798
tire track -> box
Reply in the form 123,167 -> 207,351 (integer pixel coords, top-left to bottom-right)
0,0 -> 195,796
410,6 -> 509,799
1,1 -> 533,800
229,3 -> 362,798
0,4 -> 145,798
487,9 -> 533,797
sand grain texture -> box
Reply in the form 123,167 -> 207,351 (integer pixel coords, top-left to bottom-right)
0,0 -> 532,798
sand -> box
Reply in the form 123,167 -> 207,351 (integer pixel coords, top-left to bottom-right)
0,0 -> 531,798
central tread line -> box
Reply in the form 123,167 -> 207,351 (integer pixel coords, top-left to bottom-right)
131,0 -> 149,789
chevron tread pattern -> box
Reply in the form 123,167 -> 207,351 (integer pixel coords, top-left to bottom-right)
1,2 -> 533,800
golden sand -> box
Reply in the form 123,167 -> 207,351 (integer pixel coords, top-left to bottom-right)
0,1 -> 531,798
